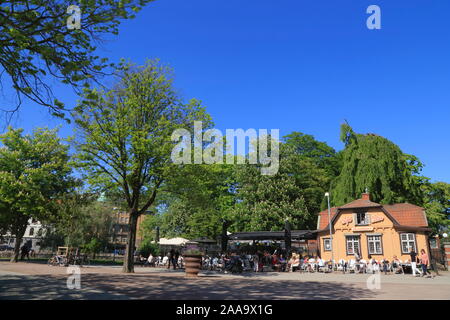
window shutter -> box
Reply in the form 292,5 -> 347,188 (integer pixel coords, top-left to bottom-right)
367,213 -> 371,225
353,213 -> 357,225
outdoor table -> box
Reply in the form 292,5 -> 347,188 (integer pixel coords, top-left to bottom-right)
401,263 -> 422,274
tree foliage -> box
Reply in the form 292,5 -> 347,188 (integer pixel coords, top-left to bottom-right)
330,124 -> 424,206
73,59 -> 211,272
40,194 -> 115,254
421,181 -> 450,235
139,163 -> 236,240
0,126 -> 75,261
0,0 -> 153,118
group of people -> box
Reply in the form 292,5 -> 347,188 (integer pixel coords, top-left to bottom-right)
337,248 -> 434,277
143,249 -> 184,269
139,247 -> 436,277
201,251 -> 309,273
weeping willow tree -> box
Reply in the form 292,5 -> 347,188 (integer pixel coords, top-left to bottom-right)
330,123 -> 424,206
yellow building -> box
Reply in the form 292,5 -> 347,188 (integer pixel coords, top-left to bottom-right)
317,193 -> 431,262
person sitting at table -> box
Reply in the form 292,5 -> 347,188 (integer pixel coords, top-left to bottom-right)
308,256 -> 316,272
289,253 -> 299,271
144,253 -> 154,267
279,254 -> 287,272
381,258 -> 390,275
392,256 -> 403,274
354,250 -> 361,272
338,259 -> 346,273
359,258 -> 367,273
271,253 -> 279,271
317,256 -> 325,272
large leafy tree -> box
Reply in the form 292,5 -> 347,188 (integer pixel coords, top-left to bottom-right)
41,193 -> 115,255
0,0 -> 153,118
283,131 -> 341,178
0,127 -> 75,262
232,133 -> 338,232
73,59 -> 211,273
330,124 -> 424,206
233,145 -> 308,231
167,164 -> 236,239
139,163 -> 236,241
282,132 -> 341,213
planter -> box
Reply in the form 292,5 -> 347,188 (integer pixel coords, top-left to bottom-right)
184,254 -> 202,277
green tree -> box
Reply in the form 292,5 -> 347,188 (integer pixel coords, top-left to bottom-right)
0,127 -> 75,262
282,132 -> 341,213
421,181 -> 450,235
138,239 -> 160,257
73,59 -> 211,273
165,163 -> 236,239
233,157 -> 311,231
39,193 -> 115,253
283,131 -> 341,178
330,124 -> 424,206
139,163 -> 236,241
232,133 -> 338,232
83,238 -> 103,258
0,0 -> 153,118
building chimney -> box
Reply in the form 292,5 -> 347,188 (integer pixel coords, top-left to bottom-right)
361,193 -> 370,201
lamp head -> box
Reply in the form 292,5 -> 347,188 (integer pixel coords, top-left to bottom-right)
324,192 -> 330,197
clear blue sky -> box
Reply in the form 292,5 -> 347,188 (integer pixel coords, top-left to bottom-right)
4,0 -> 450,183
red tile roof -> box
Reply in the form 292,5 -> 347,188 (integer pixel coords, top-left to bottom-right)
383,203 -> 428,227
317,207 -> 338,230
317,194 -> 428,230
338,198 -> 381,209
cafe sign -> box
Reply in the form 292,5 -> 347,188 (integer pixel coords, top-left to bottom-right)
352,226 -> 374,232
371,215 -> 384,223
341,217 -> 353,226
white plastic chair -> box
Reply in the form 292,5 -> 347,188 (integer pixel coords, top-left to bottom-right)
348,259 -> 356,273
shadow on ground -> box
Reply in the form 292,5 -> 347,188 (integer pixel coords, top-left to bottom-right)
0,273 -> 374,300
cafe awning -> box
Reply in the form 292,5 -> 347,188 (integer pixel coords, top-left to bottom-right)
227,230 -> 317,241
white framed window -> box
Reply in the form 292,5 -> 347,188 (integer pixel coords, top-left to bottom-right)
346,235 -> 360,255
400,233 -> 416,254
367,235 -> 383,255
355,212 -> 370,225
323,238 -> 332,251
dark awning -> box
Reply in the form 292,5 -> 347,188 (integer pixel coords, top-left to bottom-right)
192,239 -> 218,244
228,230 -> 317,241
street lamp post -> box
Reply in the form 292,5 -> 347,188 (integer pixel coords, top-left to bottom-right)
325,192 -> 334,271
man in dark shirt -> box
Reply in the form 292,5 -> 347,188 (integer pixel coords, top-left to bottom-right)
410,249 -> 419,276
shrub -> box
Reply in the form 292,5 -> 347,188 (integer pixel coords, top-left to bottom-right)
138,239 -> 160,257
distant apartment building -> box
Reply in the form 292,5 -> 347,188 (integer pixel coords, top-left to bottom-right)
109,209 -> 149,254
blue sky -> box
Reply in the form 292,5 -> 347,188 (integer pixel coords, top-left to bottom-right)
3,0 -> 450,182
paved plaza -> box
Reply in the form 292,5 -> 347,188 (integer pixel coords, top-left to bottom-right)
0,262 -> 449,300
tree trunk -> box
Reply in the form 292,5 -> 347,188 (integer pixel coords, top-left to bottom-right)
11,226 -> 26,262
10,235 -> 22,263
10,217 -> 28,262
122,211 -> 138,273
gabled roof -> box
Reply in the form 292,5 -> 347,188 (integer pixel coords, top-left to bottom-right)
317,207 -> 338,230
317,194 -> 429,231
338,198 -> 381,209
